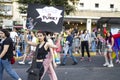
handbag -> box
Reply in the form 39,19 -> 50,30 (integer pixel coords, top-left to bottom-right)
10,57 -> 15,64
27,70 -> 40,80
26,44 -> 41,80
26,67 -> 40,76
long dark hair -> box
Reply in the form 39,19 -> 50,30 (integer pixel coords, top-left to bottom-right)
83,29 -> 86,34
105,32 -> 113,44
0,29 -> 10,38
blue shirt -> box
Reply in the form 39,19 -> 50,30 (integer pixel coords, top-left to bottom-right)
66,35 -> 73,47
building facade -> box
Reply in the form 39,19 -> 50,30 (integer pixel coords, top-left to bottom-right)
0,0 -> 24,29
0,0 -> 120,32
65,0 -> 120,32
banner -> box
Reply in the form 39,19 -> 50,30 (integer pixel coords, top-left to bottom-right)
26,4 -> 64,33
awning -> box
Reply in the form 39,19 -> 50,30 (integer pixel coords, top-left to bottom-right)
97,17 -> 120,24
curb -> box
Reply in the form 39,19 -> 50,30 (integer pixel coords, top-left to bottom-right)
73,52 -> 96,57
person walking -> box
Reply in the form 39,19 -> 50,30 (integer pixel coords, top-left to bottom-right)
103,32 -> 114,67
25,30 -> 58,80
113,30 -> 120,63
91,29 -> 97,52
61,29 -> 78,65
73,32 -> 80,54
10,28 -> 18,55
0,29 -> 22,80
80,29 -> 91,61
18,31 -> 37,64
96,28 -> 103,55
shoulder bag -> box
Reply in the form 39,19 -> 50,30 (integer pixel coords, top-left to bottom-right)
26,44 -> 40,80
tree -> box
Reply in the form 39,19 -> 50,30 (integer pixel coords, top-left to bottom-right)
17,0 -> 77,15
69,0 -> 79,5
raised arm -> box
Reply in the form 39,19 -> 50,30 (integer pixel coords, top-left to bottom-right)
24,30 -> 38,47
111,37 -> 114,48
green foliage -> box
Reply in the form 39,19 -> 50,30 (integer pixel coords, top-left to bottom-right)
17,0 -> 75,15
18,6 -> 27,14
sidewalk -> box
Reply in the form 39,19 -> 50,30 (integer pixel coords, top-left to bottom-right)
60,51 -> 97,57
73,52 -> 97,57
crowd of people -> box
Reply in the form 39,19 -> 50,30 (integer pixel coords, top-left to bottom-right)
0,27 -> 120,80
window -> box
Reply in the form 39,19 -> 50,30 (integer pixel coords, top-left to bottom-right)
80,3 -> 84,7
0,5 -> 4,10
3,5 -> 12,15
0,0 -> 12,2
110,4 -> 114,8
95,3 -> 99,8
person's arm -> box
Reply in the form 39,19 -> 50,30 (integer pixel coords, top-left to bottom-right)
0,45 -> 9,58
46,42 -> 58,49
24,30 -> 37,46
46,39 -> 58,67
93,32 -> 97,39
50,48 -> 57,68
86,34 -> 90,43
15,32 -> 18,42
111,37 -> 114,48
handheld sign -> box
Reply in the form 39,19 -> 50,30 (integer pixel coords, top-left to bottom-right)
26,4 -> 64,33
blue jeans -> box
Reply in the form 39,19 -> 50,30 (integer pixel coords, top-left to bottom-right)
91,41 -> 96,52
0,59 -> 20,80
62,46 -> 78,64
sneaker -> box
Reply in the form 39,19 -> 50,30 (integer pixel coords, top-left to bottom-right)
103,63 -> 109,67
56,61 -> 61,64
18,78 -> 22,80
72,62 -> 78,65
88,58 -> 91,62
55,59 -> 61,64
115,60 -> 120,64
18,61 -> 25,64
108,64 -> 114,67
28,61 -> 32,64
80,57 -> 84,61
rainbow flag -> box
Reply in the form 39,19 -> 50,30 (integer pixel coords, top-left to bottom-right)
112,33 -> 120,59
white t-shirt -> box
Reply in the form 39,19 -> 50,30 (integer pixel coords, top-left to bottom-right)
31,37 -> 37,51
80,33 -> 90,41
10,31 -> 18,42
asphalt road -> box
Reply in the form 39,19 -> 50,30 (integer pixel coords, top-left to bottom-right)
3,56 -> 120,80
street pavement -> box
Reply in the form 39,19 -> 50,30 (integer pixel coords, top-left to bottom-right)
3,55 -> 120,80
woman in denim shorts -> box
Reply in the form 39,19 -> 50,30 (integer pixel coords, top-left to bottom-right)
103,32 -> 114,67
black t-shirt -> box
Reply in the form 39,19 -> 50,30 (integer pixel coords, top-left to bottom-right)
1,37 -> 13,61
